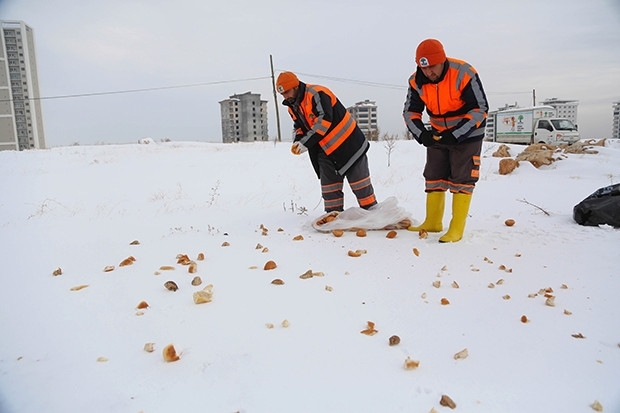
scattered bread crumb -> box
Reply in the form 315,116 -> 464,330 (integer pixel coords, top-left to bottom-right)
162,344 -> 180,362
360,321 -> 378,336
193,284 -> 213,304
348,249 -> 367,257
590,400 -> 603,412
119,256 -> 135,267
164,281 -> 178,292
440,394 -> 456,409
404,356 -> 420,370
454,348 -> 468,360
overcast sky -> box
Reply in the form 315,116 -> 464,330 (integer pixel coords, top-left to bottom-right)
2,0 -> 620,147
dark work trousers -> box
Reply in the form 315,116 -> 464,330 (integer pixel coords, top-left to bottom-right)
317,150 -> 377,212
423,138 -> 482,194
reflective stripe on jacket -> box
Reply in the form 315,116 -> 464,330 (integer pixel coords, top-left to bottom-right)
284,82 -> 369,176
403,57 -> 488,143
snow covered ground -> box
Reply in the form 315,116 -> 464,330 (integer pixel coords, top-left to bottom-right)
0,138 -> 619,413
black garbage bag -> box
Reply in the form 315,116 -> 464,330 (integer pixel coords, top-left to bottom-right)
573,183 -> 620,227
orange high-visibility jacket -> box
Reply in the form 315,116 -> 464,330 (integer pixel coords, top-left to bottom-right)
404,57 -> 488,143
284,82 -> 369,176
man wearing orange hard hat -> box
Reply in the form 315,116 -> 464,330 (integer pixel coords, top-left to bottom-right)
276,71 -> 377,213
403,39 -> 489,242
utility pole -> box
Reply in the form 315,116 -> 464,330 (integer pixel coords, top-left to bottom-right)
532,89 -> 536,106
270,55 -> 282,142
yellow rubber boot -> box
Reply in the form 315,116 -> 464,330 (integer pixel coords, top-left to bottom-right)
408,191 -> 445,232
439,192 -> 472,243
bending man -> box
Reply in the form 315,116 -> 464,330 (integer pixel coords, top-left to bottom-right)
277,71 -> 377,213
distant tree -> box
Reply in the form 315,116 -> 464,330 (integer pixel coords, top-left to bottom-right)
366,128 -> 380,142
382,133 -> 398,167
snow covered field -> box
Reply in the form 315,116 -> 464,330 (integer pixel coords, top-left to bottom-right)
0,139 -> 619,413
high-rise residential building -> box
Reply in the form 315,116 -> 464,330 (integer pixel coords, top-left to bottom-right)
219,91 -> 268,143
612,101 -> 620,139
1,20 -> 46,151
540,98 -> 579,126
347,99 -> 378,140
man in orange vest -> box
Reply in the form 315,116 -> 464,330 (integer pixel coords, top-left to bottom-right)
276,71 -> 377,213
403,39 -> 489,242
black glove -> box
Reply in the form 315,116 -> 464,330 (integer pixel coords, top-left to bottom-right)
418,130 -> 437,147
439,130 -> 459,145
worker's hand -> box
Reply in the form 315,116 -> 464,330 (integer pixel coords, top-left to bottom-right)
418,130 -> 437,147
291,141 -> 307,155
439,131 -> 458,145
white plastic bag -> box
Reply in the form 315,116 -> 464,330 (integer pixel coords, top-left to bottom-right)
311,196 -> 414,232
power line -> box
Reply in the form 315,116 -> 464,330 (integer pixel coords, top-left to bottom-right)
291,71 -> 405,90
2,70 -> 531,104
0,76 -> 271,102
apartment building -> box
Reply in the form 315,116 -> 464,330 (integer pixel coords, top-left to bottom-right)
0,20 -> 46,151
219,92 -> 268,143
347,99 -> 378,140
612,101 -> 620,139
540,98 -> 579,127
